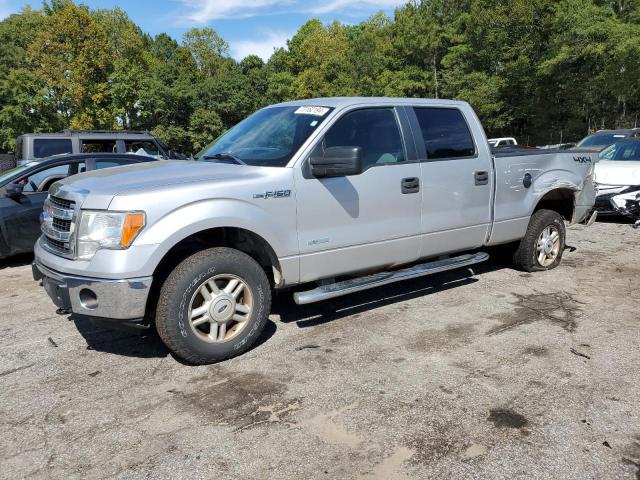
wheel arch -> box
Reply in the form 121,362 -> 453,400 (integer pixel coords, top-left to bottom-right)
532,187 -> 576,222
145,226 -> 284,320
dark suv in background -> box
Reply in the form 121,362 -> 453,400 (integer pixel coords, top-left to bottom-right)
14,130 -> 171,166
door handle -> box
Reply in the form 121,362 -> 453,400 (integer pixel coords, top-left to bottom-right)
401,177 -> 420,194
474,171 -> 489,186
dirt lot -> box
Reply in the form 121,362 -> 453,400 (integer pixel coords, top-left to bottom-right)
1,221 -> 639,479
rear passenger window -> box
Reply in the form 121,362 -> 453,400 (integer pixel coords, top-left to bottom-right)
33,139 -> 72,158
94,160 -> 122,169
413,108 -> 475,160
81,139 -> 117,153
324,108 -> 405,169
94,159 -> 143,169
124,140 -> 159,157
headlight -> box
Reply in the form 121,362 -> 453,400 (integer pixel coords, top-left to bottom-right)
77,210 -> 145,259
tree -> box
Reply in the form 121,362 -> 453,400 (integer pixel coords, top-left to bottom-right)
183,27 -> 229,77
190,109 -> 224,152
0,68 -> 62,151
28,2 -> 113,128
0,7 -> 56,151
1,0 -> 639,154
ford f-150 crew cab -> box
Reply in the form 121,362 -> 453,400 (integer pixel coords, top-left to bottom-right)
33,98 -> 597,364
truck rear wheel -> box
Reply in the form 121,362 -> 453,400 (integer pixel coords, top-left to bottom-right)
513,209 -> 566,272
155,247 -> 271,364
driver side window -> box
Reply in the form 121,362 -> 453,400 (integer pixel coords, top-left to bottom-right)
323,108 -> 405,170
19,163 -> 76,193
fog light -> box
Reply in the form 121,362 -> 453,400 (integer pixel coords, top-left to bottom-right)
79,289 -> 98,310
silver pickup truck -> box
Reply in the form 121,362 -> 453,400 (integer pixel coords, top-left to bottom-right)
33,98 -> 597,364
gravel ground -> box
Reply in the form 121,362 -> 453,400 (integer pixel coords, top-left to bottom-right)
0,221 -> 639,480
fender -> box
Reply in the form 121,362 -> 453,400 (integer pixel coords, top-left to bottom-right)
133,197 -> 300,284
528,167 -> 583,216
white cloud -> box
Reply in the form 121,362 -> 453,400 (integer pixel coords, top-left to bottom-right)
180,0 -> 293,23
179,0 -> 406,22
231,30 -> 292,61
307,0 -> 406,15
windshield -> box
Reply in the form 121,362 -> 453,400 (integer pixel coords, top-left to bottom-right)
577,133 -> 626,148
599,141 -> 640,161
0,162 -> 37,185
197,106 -> 333,167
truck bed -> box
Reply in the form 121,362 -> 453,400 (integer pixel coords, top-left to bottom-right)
488,148 -> 597,246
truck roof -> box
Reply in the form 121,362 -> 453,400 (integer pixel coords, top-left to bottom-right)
17,130 -> 157,139
271,97 -> 469,109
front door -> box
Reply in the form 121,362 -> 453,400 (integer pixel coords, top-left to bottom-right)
294,107 -> 422,283
1,192 -> 49,255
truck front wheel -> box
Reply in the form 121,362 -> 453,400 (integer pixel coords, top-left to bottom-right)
155,247 -> 271,364
513,209 -> 566,272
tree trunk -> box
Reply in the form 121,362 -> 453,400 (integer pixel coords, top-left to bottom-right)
433,54 -> 439,99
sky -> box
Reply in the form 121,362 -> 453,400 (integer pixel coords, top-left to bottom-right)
1,0 -> 407,61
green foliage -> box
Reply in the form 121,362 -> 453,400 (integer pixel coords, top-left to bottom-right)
190,108 -> 224,152
183,27 -> 229,77
0,0 -> 639,153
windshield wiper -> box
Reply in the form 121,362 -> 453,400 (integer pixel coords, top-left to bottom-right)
202,153 -> 246,165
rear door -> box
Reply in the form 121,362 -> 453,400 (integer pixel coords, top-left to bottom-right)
294,106 -> 422,282
406,106 -> 493,259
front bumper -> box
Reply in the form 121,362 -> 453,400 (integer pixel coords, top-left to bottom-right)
32,261 -> 153,321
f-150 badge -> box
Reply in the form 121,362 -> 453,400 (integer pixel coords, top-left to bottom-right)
253,190 -> 291,199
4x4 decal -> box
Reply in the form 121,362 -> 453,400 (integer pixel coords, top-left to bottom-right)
573,156 -> 592,164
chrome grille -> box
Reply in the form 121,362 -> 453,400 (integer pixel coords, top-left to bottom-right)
41,195 -> 77,256
49,195 -> 74,210
52,217 -> 71,232
44,237 -> 68,252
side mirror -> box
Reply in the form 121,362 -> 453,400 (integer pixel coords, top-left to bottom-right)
6,183 -> 24,199
310,146 -> 363,178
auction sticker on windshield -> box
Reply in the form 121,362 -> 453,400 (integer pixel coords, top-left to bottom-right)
294,106 -> 330,116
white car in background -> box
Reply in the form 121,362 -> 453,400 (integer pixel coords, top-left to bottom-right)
594,139 -> 640,214
488,137 -> 518,148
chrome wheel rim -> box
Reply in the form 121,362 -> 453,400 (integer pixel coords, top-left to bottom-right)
188,274 -> 253,343
536,225 -> 561,267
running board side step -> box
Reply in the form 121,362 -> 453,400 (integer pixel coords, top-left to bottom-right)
293,252 -> 489,305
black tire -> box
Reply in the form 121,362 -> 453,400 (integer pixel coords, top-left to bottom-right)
156,247 -> 271,364
513,209 -> 566,272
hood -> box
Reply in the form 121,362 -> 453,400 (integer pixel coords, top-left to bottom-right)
594,160 -> 640,187
56,160 -> 267,209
